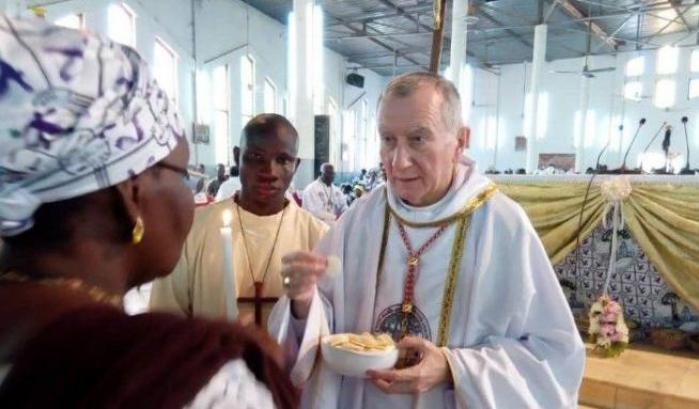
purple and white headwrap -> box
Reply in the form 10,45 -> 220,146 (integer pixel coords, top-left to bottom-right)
0,15 -> 184,237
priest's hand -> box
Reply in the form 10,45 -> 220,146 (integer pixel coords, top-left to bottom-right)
367,336 -> 453,394
281,251 -> 328,319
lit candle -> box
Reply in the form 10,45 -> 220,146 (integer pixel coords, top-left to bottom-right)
220,209 -> 237,320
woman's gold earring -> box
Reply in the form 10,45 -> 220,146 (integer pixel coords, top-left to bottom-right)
132,217 -> 145,245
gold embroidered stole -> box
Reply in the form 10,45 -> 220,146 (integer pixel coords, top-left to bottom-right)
374,184 -> 498,347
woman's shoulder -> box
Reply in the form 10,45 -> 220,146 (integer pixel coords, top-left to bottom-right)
0,306 -> 297,408
186,359 -> 276,409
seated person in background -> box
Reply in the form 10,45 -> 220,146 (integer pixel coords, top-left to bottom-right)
0,17 -> 295,409
353,184 -> 365,201
193,177 -> 213,207
302,163 -> 348,224
150,114 -> 328,327
206,164 -> 228,197
340,184 -> 355,207
352,169 -> 367,187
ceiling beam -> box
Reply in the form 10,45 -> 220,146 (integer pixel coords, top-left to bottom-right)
374,0 -> 434,33
327,15 -> 429,71
340,0 -> 494,71
592,12 -> 634,52
553,0 -> 619,49
478,8 -> 533,50
326,4 -> 433,27
643,4 -> 699,40
670,2 -> 693,32
329,30 -> 431,41
344,33 -> 520,63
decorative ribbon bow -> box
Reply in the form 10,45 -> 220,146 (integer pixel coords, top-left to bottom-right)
599,176 -> 632,295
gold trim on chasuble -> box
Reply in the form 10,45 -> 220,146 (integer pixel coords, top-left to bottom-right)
374,184 -> 498,347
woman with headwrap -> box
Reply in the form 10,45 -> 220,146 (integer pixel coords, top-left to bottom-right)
0,16 -> 296,409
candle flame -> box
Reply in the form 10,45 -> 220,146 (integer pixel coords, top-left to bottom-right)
222,209 -> 232,227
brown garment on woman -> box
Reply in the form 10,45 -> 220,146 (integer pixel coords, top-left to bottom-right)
0,305 -> 298,409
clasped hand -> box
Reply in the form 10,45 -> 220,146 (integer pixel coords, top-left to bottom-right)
367,336 -> 452,394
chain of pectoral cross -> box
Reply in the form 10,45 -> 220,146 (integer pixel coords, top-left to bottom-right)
236,201 -> 286,326
395,219 -> 450,339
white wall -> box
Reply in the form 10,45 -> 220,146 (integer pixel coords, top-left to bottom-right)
14,0 -> 388,183
467,36 -> 699,173
193,0 -> 387,185
23,0 -> 197,163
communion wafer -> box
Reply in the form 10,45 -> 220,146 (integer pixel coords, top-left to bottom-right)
329,332 -> 395,352
326,256 -> 341,278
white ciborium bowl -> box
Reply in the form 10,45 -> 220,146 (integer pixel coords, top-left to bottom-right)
320,334 -> 399,378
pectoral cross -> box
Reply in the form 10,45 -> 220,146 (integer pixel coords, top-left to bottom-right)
238,281 -> 278,326
253,281 -> 264,326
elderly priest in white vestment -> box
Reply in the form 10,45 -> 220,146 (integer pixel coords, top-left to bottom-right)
269,72 -> 585,409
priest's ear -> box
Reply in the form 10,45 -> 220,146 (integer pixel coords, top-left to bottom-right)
455,126 -> 470,157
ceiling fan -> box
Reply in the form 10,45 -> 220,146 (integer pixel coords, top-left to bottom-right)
551,60 -> 616,78
550,4 -> 616,78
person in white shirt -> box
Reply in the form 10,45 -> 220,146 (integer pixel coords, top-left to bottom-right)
215,166 -> 241,202
302,163 -> 348,224
269,72 -> 585,409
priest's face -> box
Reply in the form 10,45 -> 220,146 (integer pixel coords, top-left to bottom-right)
235,125 -> 299,206
378,85 -> 468,206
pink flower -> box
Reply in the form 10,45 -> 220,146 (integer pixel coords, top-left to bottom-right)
601,312 -> 618,324
610,331 -> 623,343
600,324 -> 617,338
604,301 -> 621,315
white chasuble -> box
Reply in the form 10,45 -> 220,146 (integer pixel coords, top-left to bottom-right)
268,157 -> 585,409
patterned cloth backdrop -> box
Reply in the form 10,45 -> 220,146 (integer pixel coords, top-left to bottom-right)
555,222 -> 699,342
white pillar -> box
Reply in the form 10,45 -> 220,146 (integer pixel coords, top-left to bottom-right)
5,0 -> 27,17
525,24 -> 547,173
576,77 -> 590,172
290,0 -> 315,185
449,0 -> 468,92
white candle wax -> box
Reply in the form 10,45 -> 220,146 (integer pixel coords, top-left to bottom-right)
220,209 -> 237,320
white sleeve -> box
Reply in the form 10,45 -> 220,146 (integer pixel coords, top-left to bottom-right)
185,360 -> 277,409
215,180 -> 234,202
334,188 -> 348,214
302,185 -> 335,222
443,224 -> 585,409
302,185 -> 321,216
267,289 -> 333,386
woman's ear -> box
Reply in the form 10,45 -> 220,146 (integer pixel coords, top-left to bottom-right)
114,177 -> 143,224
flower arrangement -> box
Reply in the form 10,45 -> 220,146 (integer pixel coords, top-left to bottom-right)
588,295 -> 629,357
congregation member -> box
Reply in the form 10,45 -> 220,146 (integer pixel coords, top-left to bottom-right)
340,184 -> 355,208
302,163 -> 348,224
352,169 -> 368,187
270,72 -> 584,408
206,163 -> 228,197
150,114 -> 328,327
215,165 -> 241,202
0,16 -> 294,408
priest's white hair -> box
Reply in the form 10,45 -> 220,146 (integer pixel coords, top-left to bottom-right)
379,72 -> 463,132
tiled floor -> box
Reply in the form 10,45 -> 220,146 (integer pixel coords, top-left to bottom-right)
579,343 -> 699,409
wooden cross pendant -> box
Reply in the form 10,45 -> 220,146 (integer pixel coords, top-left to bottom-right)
253,281 -> 264,326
